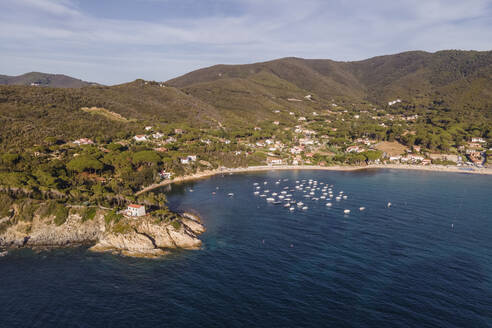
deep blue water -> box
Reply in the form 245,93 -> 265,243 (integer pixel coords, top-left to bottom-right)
1,169 -> 491,328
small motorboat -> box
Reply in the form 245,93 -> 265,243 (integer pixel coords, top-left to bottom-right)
359,207 -> 365,211
326,203 -> 332,207
344,209 -> 350,214
228,193 -> 234,197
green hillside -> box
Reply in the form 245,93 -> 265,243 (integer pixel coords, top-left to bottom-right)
168,50 -> 492,118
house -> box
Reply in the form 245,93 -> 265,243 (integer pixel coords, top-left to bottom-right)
145,126 -> 152,131
298,117 -> 307,121
153,147 -> 168,152
472,137 -> 486,143
166,136 -> 176,143
267,157 -> 283,165
152,132 -> 164,139
289,112 -> 295,115
134,135 -> 148,142
159,171 -> 172,179
299,138 -> 314,146
174,129 -> 183,134
73,138 -> 94,145
273,121 -> 280,125
346,146 -> 361,153
389,156 -> 402,162
127,204 -> 146,217
181,155 -> 197,164
290,146 -> 303,154
388,99 -> 402,106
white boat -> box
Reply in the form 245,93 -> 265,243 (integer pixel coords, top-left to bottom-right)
272,193 -> 278,196
336,196 -> 341,201
326,203 -> 332,207
309,192 -> 315,195
281,191 -> 287,194
359,207 -> 365,211
302,206 -> 308,210
264,190 -> 270,193
256,186 -> 261,189
289,207 -> 295,211
297,202 -> 304,206
264,182 -> 268,185
303,195 -> 311,198
260,194 -> 266,197
253,183 -> 259,186
266,197 -> 275,202
343,195 -> 348,200
228,193 -> 234,197
275,181 -> 280,185
387,202 -> 392,207
278,195 -> 284,199
254,191 -> 259,195
344,209 -> 350,214
284,203 -> 290,207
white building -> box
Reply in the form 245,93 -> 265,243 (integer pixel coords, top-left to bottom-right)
127,204 -> 146,217
134,135 -> 148,142
181,155 -> 197,164
73,138 -> 94,145
472,137 -> 486,143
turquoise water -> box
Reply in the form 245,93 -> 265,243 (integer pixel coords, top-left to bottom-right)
1,169 -> 491,327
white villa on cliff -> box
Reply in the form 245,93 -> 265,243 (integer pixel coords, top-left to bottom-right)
127,204 -> 146,217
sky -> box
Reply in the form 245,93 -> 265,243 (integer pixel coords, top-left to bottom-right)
1,0 -> 491,85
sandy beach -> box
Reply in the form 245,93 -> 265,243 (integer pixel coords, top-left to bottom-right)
136,164 -> 492,195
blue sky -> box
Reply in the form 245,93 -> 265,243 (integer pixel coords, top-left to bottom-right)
1,0 -> 491,85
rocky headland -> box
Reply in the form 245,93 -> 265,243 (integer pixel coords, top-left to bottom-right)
0,206 -> 205,258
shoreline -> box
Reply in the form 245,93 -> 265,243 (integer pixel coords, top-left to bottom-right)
136,164 -> 492,195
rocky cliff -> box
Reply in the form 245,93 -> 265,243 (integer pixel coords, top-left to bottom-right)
0,208 -> 205,258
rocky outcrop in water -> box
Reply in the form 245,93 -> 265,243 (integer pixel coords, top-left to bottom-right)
0,208 -> 205,258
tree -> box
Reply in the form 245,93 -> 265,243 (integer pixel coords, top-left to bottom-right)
66,155 -> 103,173
132,151 -> 161,166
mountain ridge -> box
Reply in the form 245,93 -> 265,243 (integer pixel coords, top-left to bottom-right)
0,72 -> 96,88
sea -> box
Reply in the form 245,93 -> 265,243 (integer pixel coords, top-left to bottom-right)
1,169 -> 491,328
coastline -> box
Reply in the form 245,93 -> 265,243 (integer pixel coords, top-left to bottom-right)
136,164 -> 492,195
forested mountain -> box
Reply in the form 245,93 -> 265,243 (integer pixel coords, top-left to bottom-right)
0,72 -> 94,88
168,50 -> 492,118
